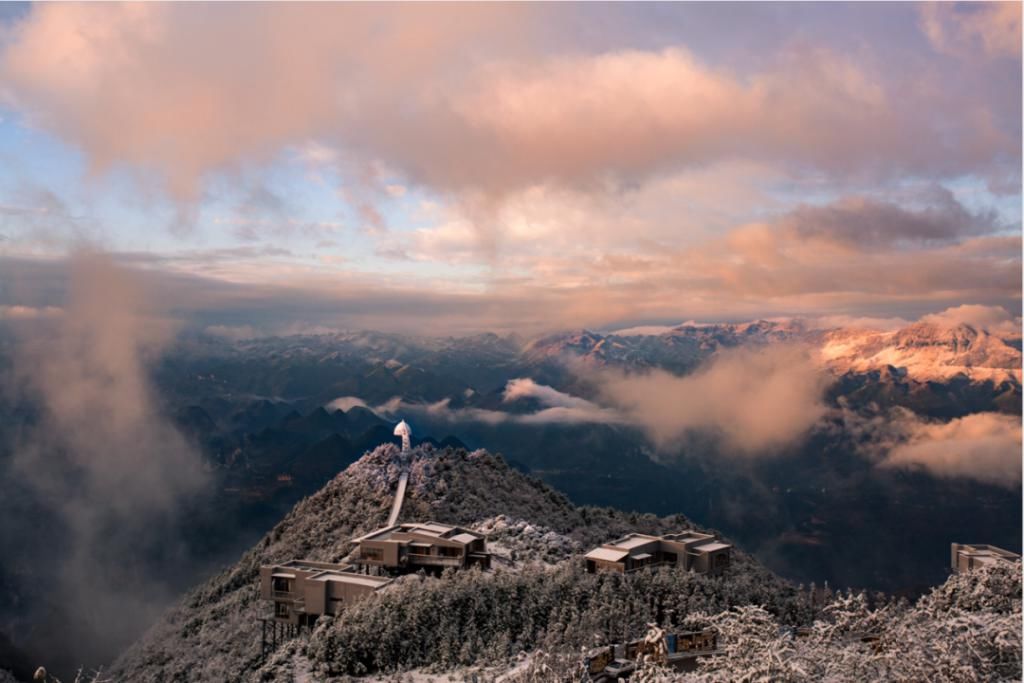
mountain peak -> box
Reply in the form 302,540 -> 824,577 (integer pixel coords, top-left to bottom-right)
109,443 -> 772,681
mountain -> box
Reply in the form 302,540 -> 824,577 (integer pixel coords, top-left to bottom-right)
528,319 -> 1021,384
109,444 -> 801,681
523,321 -> 807,372
2,319 -> 1019,678
820,322 -> 1022,383
108,444 -> 1021,682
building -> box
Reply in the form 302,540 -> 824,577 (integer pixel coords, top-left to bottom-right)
352,521 -> 490,573
585,531 -> 731,575
950,543 -> 1021,573
259,559 -> 391,626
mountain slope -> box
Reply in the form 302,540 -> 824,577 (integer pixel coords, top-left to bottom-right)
109,444 -> 800,681
819,322 -> 1021,383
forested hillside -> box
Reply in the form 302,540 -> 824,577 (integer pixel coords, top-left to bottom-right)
104,443 -> 1020,682
107,444 -> 802,681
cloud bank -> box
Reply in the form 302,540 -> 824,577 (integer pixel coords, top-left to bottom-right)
595,345 -> 828,454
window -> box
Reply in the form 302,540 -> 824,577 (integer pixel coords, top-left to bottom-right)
272,577 -> 291,593
408,545 -> 431,556
437,546 -> 461,558
275,602 -> 290,618
361,547 -> 383,562
661,552 -> 678,564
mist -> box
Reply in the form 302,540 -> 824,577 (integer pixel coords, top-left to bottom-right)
2,253 -> 207,675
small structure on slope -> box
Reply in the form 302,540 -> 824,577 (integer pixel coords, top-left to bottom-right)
394,419 -> 412,451
353,521 -> 491,573
259,559 -> 391,627
951,542 -> 1020,573
584,626 -> 720,679
585,531 -> 731,575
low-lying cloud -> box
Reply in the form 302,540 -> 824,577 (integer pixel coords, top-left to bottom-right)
594,345 -> 828,454
838,405 -> 1022,489
333,347 -> 829,456
367,378 -> 624,428
326,396 -> 370,413
881,410 -> 1020,487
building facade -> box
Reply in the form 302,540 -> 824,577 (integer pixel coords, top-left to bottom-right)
585,531 -> 731,575
352,521 -> 490,573
950,543 -> 1020,573
259,559 -> 391,625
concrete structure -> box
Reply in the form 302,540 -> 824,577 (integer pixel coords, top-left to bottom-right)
259,559 -> 391,626
394,419 -> 412,451
950,543 -> 1020,573
353,521 -> 490,573
585,531 -> 731,575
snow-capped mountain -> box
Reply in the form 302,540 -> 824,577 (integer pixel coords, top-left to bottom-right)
819,322 -> 1021,383
525,319 -> 1021,384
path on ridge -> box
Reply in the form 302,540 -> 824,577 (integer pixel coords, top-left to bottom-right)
386,470 -> 409,527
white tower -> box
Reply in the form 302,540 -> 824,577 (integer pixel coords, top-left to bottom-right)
394,419 -> 412,452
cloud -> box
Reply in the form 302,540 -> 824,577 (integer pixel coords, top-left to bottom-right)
0,303 -> 62,319
595,345 -> 829,454
878,410 -> 1021,487
504,377 -> 599,410
1,4 -> 1017,203
919,304 -> 1021,337
804,315 -> 912,332
503,377 -> 624,425
920,2 -> 1022,59
4,252 -> 207,665
203,324 -> 259,340
777,191 -> 999,248
326,396 -> 369,412
330,348 -> 827,456
370,379 -> 625,428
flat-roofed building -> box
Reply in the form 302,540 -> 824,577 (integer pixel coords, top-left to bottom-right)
951,543 -> 1021,573
259,560 -> 391,626
585,531 -> 731,575
352,521 -> 490,573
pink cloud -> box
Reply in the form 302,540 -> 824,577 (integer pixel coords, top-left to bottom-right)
1,4 -> 1016,202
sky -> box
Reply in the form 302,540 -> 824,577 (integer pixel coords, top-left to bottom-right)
0,2 -> 1020,335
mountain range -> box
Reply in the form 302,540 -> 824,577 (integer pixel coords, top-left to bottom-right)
0,315 -> 1019,680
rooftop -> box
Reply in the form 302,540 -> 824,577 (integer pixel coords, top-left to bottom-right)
312,572 -> 391,588
662,531 -> 715,543
691,541 -> 730,553
585,547 -> 630,563
956,544 -> 1020,560
610,533 -> 660,550
354,521 -> 484,544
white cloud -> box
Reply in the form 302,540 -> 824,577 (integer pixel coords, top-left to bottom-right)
880,411 -> 1022,488
326,396 -> 369,412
